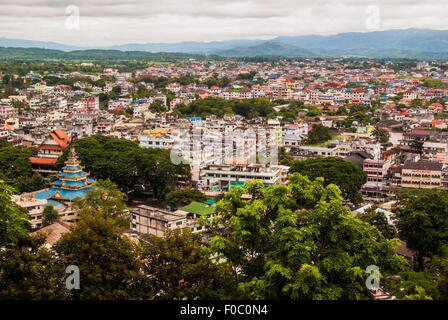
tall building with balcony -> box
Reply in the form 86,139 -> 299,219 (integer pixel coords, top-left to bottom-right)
401,160 -> 444,189
200,163 -> 282,191
363,159 -> 391,188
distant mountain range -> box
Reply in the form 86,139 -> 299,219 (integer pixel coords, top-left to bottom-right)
2,29 -> 448,59
0,37 -> 81,51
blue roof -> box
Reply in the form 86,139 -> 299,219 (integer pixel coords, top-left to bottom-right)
34,187 -> 93,200
34,189 -> 54,200
57,188 -> 92,200
46,200 -> 67,210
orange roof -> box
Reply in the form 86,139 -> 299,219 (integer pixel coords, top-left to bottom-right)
0,125 -> 13,130
49,129 -> 70,149
29,157 -> 57,165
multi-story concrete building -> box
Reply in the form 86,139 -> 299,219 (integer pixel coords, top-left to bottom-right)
200,163 -> 282,191
422,141 -> 448,158
129,203 -> 213,237
400,129 -> 431,154
401,160 -> 444,189
363,159 -> 391,188
11,194 -> 76,229
139,129 -> 173,149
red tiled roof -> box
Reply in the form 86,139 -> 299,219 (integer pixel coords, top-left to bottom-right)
383,149 -> 396,156
49,129 -> 70,149
29,157 -> 57,165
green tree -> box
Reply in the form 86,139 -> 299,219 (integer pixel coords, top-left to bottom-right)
0,233 -> 67,299
0,144 -> 45,193
112,85 -> 121,96
201,175 -> 404,299
10,98 -> 29,114
372,126 -> 389,143
53,210 -> 147,300
74,179 -> 129,227
393,189 -> 448,268
306,124 -> 331,145
141,228 -> 229,299
0,181 -> 30,248
357,206 -> 397,240
164,188 -> 206,209
42,204 -> 60,227
432,247 -> 448,299
289,157 -> 367,205
55,136 -> 188,201
278,147 -> 294,166
150,100 -> 167,113
305,107 -> 322,117
411,99 -> 423,108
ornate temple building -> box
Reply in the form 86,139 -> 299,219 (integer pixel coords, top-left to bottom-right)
34,147 -> 96,203
12,148 -> 97,228
13,148 -> 96,229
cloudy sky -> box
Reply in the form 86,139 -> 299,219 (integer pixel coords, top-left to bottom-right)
0,0 -> 447,46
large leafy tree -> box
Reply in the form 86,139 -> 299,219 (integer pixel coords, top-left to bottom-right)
42,203 -> 60,227
56,135 -> 190,200
0,181 -> 30,248
384,247 -> 448,300
372,126 -> 389,143
393,189 -> 448,267
201,174 -> 404,299
0,144 -> 44,193
357,206 -> 397,240
289,157 -> 367,205
74,179 -> 127,218
306,124 -> 332,144
73,179 -> 129,228
0,234 -> 67,299
52,210 -> 148,300
432,247 -> 448,299
174,97 -> 276,119
278,146 -> 294,166
141,229 -> 230,300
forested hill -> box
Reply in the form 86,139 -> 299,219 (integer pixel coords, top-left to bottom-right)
0,47 -> 214,62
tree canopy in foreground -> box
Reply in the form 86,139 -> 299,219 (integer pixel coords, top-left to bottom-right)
288,157 -> 367,205
201,174 -> 404,299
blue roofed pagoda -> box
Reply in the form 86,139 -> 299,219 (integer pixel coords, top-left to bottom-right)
34,147 -> 96,203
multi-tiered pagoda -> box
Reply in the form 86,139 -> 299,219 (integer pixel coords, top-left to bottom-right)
34,148 -> 96,203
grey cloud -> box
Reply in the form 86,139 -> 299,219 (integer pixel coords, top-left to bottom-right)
0,0 -> 447,46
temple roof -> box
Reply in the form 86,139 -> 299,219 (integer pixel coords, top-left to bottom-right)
33,148 -> 96,201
